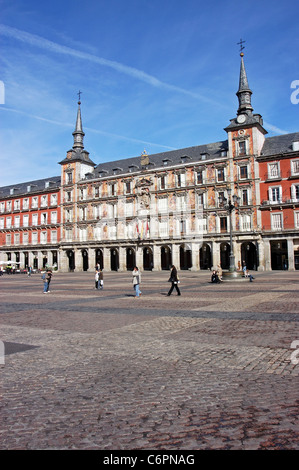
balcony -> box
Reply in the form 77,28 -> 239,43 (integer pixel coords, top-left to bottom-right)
261,197 -> 299,208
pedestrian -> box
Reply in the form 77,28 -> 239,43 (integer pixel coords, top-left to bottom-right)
211,270 -> 220,283
95,270 -> 99,289
132,266 -> 141,297
243,264 -> 247,277
28,265 -> 32,276
248,271 -> 255,282
167,265 -> 181,296
46,269 -> 52,292
98,269 -> 104,289
217,264 -> 223,281
42,271 -> 48,293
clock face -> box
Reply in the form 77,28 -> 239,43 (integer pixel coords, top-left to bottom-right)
237,114 -> 246,124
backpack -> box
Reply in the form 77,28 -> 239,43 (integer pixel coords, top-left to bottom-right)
41,273 -> 46,280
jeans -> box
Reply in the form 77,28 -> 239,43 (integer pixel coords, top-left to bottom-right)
134,283 -> 140,297
43,281 -> 48,293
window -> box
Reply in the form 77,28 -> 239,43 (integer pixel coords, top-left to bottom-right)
158,198 -> 168,213
220,217 -> 227,232
110,184 -> 116,196
67,172 -> 73,184
291,159 -> 299,176
32,214 -> 38,226
268,162 -> 280,179
196,170 -> 203,185
0,218 -> 4,229
291,184 -> 299,202
41,195 -> 47,207
14,216 -> 20,228
240,165 -> 248,179
125,202 -> 133,217
177,173 -> 186,188
271,213 -> 283,230
295,212 -> 299,228
23,198 -> 29,210
23,214 -> 29,227
41,213 -> 47,225
218,191 -> 225,208
7,201 -> 11,211
94,186 -> 100,198
238,141 -> 246,156
6,234 -> 11,245
6,217 -> 11,228
23,233 -> 28,245
160,176 -> 166,190
14,200 -> 20,210
269,187 -> 282,203
66,191 -> 72,202
159,220 -> 168,237
14,233 -> 20,245
32,232 -> 38,244
65,209 -> 72,223
179,219 -> 186,235
41,231 -> 47,244
125,181 -> 131,194
50,194 -> 57,206
242,189 -> 249,206
241,214 -> 251,231
176,195 -> 187,212
217,168 -> 225,182
51,231 -> 57,243
51,212 -> 57,224
32,197 -> 38,209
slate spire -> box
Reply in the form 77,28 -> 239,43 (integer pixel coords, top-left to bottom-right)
236,52 -> 253,115
72,97 -> 85,149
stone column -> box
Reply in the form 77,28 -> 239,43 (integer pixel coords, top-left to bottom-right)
287,239 -> 295,271
103,247 -> 111,272
152,244 -> 161,271
88,247 -> 96,271
74,248 -> 83,272
263,239 -> 271,271
136,246 -> 143,269
172,243 -> 180,270
190,242 -> 200,271
59,249 -> 69,272
118,246 -> 126,271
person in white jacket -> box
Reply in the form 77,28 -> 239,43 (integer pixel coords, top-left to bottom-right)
132,266 -> 141,297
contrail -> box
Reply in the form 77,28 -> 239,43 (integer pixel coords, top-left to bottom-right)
0,106 -> 176,150
0,24 -> 217,105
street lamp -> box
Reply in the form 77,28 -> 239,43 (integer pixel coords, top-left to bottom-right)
223,188 -> 240,272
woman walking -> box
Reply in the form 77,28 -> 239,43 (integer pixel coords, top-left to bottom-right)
167,265 -> 181,296
132,266 -> 141,297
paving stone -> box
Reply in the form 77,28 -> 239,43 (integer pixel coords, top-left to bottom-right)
0,270 -> 298,450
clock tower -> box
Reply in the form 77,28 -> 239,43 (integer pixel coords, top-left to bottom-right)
225,51 -> 267,157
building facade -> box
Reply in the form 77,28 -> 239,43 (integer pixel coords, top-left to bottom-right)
1,53 -> 298,272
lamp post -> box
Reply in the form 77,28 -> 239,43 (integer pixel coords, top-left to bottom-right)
223,188 -> 240,272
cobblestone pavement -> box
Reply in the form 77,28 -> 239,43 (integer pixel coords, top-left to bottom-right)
0,269 -> 298,450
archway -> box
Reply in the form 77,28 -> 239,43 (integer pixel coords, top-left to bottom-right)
180,244 -> 192,270
220,242 -> 230,270
67,250 -> 75,271
161,246 -> 172,270
126,247 -> 135,270
82,249 -> 89,271
241,242 -> 257,270
270,240 -> 288,270
143,247 -> 153,270
200,243 -> 212,270
96,249 -> 104,269
110,248 -> 119,271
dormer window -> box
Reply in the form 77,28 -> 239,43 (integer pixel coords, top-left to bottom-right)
181,155 -> 191,164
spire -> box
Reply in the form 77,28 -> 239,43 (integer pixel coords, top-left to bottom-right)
236,52 -> 253,115
72,92 -> 85,149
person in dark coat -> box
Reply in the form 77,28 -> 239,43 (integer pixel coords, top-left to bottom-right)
167,265 -> 181,296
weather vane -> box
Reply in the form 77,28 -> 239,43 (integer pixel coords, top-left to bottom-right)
237,38 -> 246,54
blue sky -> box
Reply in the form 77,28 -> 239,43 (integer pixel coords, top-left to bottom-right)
0,0 -> 298,186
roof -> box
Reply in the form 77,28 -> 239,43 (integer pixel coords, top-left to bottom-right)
92,140 -> 229,179
260,131 -> 299,157
0,176 -> 61,198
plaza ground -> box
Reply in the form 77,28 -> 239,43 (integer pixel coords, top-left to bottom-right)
0,269 -> 298,450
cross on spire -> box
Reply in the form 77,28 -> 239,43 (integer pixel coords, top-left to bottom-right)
237,38 -> 246,54
77,90 -> 82,103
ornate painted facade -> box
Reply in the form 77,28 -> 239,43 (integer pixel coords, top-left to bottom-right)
1,53 -> 298,272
